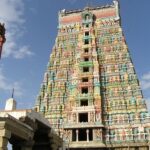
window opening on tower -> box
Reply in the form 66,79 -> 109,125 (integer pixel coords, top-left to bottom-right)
72,129 -> 76,141
84,48 -> 89,53
78,129 -> 93,141
82,77 -> 88,82
85,31 -> 89,36
82,87 -> 88,94
86,24 -> 89,28
79,113 -> 88,122
79,129 -> 87,141
84,57 -> 89,61
84,39 -> 89,45
83,67 -> 89,72
85,14 -> 90,20
80,99 -> 88,106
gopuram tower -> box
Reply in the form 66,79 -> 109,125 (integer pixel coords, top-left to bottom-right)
35,1 -> 150,149
0,23 -> 6,58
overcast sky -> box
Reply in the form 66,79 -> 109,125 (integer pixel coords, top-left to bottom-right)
0,0 -> 150,111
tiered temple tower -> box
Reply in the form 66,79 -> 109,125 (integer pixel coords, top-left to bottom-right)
0,23 -> 6,58
35,1 -> 150,149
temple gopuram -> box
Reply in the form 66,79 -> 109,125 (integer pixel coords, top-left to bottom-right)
0,23 -> 6,58
35,1 -> 150,149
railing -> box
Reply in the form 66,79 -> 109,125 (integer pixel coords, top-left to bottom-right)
105,133 -> 149,143
104,117 -> 150,125
104,119 -> 130,125
79,61 -> 93,67
77,93 -> 93,99
72,105 -> 95,111
64,121 -> 103,128
83,35 -> 92,40
141,117 -> 150,123
78,82 -> 92,87
103,104 -> 146,112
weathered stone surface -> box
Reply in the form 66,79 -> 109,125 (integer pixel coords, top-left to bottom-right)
0,109 -> 62,150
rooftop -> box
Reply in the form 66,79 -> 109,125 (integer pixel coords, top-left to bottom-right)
59,0 -> 118,15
